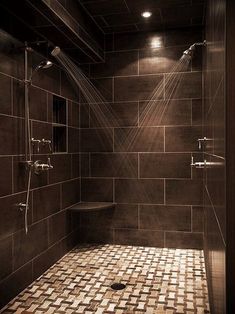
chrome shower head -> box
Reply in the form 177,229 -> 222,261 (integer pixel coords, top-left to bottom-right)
183,41 -> 206,58
35,60 -> 53,70
51,46 -> 61,57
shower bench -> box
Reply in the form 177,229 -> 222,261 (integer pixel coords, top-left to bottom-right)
69,202 -> 116,212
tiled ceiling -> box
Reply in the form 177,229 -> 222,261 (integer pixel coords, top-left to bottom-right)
78,0 -> 206,33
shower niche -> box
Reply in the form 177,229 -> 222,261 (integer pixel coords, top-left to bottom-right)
52,95 -> 67,153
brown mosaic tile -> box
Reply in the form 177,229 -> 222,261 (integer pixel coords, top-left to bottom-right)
1,244 -> 210,313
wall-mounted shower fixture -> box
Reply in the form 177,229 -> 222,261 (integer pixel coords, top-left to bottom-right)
31,138 -> 52,153
51,46 -> 61,57
197,137 -> 212,150
17,42 -> 54,234
33,158 -> 53,175
183,40 -> 206,57
191,156 -> 205,169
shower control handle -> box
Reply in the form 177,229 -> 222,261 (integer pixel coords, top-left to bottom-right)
42,138 -> 52,152
33,159 -> 53,174
191,156 -> 205,168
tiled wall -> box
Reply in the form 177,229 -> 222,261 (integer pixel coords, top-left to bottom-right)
0,31 -> 80,309
79,27 -> 204,249
203,0 -> 226,313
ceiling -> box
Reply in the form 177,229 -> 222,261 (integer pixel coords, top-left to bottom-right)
79,0 -> 206,33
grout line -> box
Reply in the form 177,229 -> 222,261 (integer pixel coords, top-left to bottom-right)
164,179 -> 166,205
191,205 -> 193,232
11,156 -> 14,194
113,178 -> 115,203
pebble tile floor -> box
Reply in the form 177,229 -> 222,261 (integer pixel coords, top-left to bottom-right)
1,244 -> 210,313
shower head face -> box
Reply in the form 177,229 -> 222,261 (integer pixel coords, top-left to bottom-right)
51,46 -> 61,57
37,60 -> 53,69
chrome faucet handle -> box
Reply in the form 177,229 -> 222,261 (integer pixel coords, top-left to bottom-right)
42,138 -> 52,153
47,157 -> 53,169
31,138 -> 41,152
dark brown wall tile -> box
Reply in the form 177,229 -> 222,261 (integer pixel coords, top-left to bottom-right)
139,46 -> 189,75
32,240 -> 64,280
29,87 -> 47,121
90,102 -> 138,128
115,179 -> 164,204
0,236 -> 12,281
71,154 -> 80,178
32,184 -> 61,223
192,99 -> 203,125
140,153 -> 191,178
114,229 -> 164,247
139,99 -> 191,126
113,204 -> 138,229
165,72 -> 202,100
13,220 -> 48,269
165,126 -> 202,152
81,178 -> 113,202
48,210 -> 71,246
90,153 -> 138,178
114,127 -> 164,152
192,206 -> 204,232
68,127 -> 80,153
12,79 -> 24,117
49,154 -> 72,184
114,31 -> 164,51
68,101 -> 80,127
61,178 -> 80,209
164,27 -> 202,47
0,192 -> 31,239
114,75 -> 164,102
78,227 -> 113,244
0,157 -> 12,197
90,51 -> 139,78
166,179 -> 203,205
0,73 -> 12,115
0,262 -> 32,309
0,116 -> 24,155
81,128 -> 113,152
139,205 -> 191,231
165,231 -> 203,249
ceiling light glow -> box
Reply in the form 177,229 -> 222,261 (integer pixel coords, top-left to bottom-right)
141,11 -> 152,18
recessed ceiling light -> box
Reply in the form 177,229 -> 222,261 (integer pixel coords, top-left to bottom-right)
141,11 -> 152,18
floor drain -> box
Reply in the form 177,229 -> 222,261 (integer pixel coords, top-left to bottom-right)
111,283 -> 126,290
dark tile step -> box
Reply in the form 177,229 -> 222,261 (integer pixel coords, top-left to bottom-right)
69,202 -> 116,212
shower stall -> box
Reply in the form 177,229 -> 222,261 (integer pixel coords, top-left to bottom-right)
0,0 -> 233,312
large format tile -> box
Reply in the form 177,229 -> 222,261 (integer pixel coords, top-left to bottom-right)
81,178 -> 113,202
140,153 -> 191,178
115,179 -> 164,204
114,127 -> 164,152
166,179 -> 203,205
114,75 -> 164,102
32,184 -> 61,223
13,220 -> 48,269
90,153 -> 138,178
139,204 -> 191,231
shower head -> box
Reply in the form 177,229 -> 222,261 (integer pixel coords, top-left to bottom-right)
51,46 -> 61,57
35,60 -> 53,70
29,59 -> 53,81
183,41 -> 206,58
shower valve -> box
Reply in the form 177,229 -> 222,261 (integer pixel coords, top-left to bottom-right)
33,158 -> 53,174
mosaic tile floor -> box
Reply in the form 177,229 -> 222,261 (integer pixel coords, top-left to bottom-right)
2,244 -> 210,314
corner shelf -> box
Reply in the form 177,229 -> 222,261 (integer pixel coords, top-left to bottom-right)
69,202 -> 116,213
